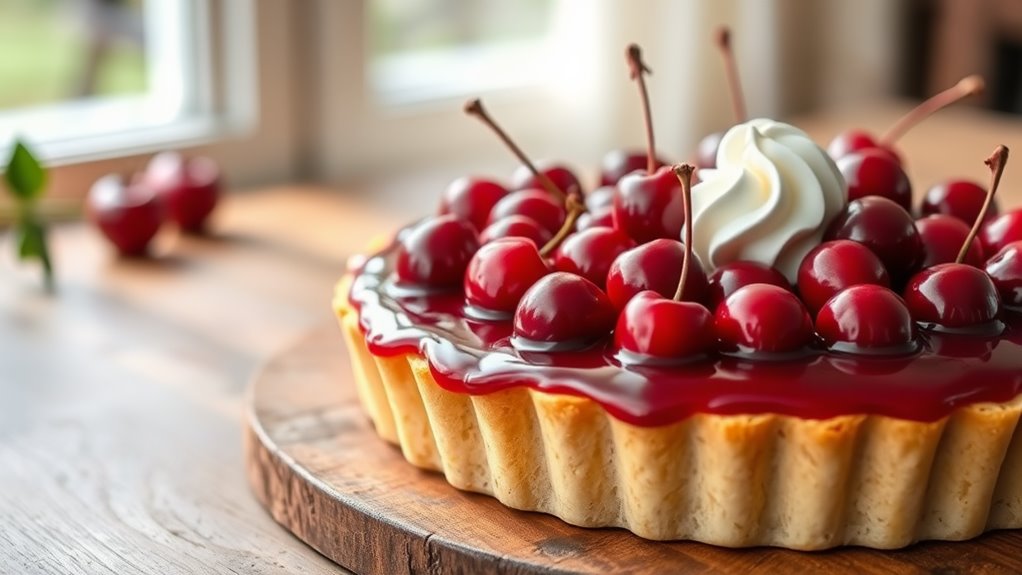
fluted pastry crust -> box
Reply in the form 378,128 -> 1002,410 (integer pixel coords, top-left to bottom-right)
334,279 -> 1022,550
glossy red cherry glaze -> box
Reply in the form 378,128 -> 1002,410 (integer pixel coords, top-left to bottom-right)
715,284 -> 814,354
985,241 -> 1022,309
614,291 -> 713,360
815,285 -> 915,353
349,237 -> 1022,426
439,177 -> 508,231
554,227 -> 636,288
479,215 -> 552,246
511,272 -> 616,351
825,196 -> 923,280
487,189 -> 566,234
915,215 -> 984,268
837,149 -> 912,211
980,211 -> 1022,256
395,215 -> 479,288
600,150 -> 665,186
707,261 -> 790,310
613,166 -> 686,243
511,163 -> 582,197
903,264 -> 1002,332
921,180 -> 999,226
606,239 -> 708,310
797,240 -> 890,314
464,237 -> 549,316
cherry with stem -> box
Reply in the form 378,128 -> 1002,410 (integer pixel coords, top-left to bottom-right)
881,75 -> 984,147
625,44 -> 657,174
958,145 -> 1008,263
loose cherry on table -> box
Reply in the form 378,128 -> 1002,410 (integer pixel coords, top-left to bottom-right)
554,227 -> 636,288
87,173 -> 164,256
920,179 -> 999,225
395,215 -> 480,288
439,176 -> 508,231
815,284 -> 916,353
478,214 -> 552,246
486,189 -> 566,234
614,164 -> 715,361
715,283 -> 814,355
796,239 -> 890,314
986,240 -> 1022,308
980,209 -> 1022,255
825,196 -> 923,281
144,152 -> 220,233
706,261 -> 790,310
915,214 -> 984,268
837,148 -> 913,212
606,238 -> 709,310
511,271 -> 617,351
694,27 -> 747,170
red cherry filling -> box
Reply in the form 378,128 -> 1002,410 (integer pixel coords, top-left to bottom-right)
606,239 -> 708,310
986,241 -> 1022,308
825,196 -> 923,281
714,284 -> 814,355
797,240 -> 890,314
464,237 -> 549,317
512,272 -> 616,351
921,180 -> 999,225
706,261 -> 790,310
478,214 -> 552,246
613,166 -> 686,243
980,210 -> 1022,255
487,189 -> 566,234
614,291 -> 713,360
395,215 -> 479,288
903,263 -> 1002,332
915,214 -> 984,268
837,149 -> 912,211
439,177 -> 508,231
815,285 -> 916,354
554,227 -> 636,288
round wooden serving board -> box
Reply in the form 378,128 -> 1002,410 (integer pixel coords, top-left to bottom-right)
244,325 -> 1022,575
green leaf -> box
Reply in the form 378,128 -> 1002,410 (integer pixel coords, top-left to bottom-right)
16,218 -> 54,290
4,140 -> 46,201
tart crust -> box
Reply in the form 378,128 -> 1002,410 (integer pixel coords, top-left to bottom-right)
333,277 -> 1022,550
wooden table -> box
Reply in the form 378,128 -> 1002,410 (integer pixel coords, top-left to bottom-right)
2,105 -> 1021,574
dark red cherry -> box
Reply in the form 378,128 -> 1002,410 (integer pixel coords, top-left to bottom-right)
613,165 -> 685,243
837,149 -> 912,211
915,214 -> 984,268
985,241 -> 1022,309
575,208 -> 614,231
606,239 -> 708,310
980,210 -> 1022,256
714,284 -> 814,354
554,227 -> 636,288
695,131 -> 724,169
464,237 -> 549,316
585,186 -> 617,211
827,130 -> 897,162
825,196 -> 923,280
920,180 -> 999,225
613,291 -> 713,359
478,215 -> 552,246
438,177 -> 508,231
706,261 -> 790,310
815,284 -> 915,353
511,162 -> 582,196
903,263 -> 1001,331
487,189 -> 566,234
600,150 -> 665,186
797,240 -> 890,314
395,215 -> 479,288
512,272 -> 616,351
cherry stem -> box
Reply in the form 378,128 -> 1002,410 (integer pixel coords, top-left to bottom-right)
625,44 -> 657,174
880,75 -> 985,145
715,27 -> 747,124
539,190 -> 585,258
464,98 -> 565,200
672,163 -> 696,301
958,145 -> 1009,264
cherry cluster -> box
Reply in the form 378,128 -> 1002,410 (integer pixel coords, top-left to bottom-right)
390,34 -> 1019,366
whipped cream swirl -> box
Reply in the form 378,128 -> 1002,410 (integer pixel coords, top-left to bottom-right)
689,119 -> 847,282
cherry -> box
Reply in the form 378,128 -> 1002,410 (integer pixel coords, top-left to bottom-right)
980,210 -> 1022,255
478,214 -> 552,246
575,208 -> 614,231
902,145 -> 1008,332
695,28 -> 746,170
714,283 -> 814,355
606,238 -> 709,310
599,150 -> 665,186
825,196 -> 923,281
797,240 -> 890,314
144,153 -> 220,233
837,149 -> 912,211
915,214 -> 984,268
815,285 -> 916,353
586,186 -> 616,211
986,241 -> 1022,309
613,164 -> 715,361
87,173 -> 164,256
706,261 -> 790,310
510,162 -> 581,197
920,179 -> 999,225
511,272 -> 616,351
554,227 -> 636,288
486,189 -> 566,233
395,215 -> 479,288
464,237 -> 549,316
827,130 -> 885,163
438,177 -> 508,231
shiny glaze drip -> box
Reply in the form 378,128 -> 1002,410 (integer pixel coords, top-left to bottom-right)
349,239 -> 1022,426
